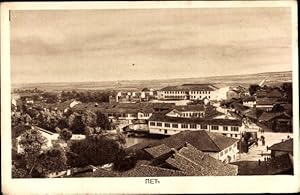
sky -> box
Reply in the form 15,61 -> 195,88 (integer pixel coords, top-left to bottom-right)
10,7 -> 292,84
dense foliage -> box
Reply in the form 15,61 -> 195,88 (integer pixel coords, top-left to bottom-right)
67,135 -> 125,168
61,90 -> 114,103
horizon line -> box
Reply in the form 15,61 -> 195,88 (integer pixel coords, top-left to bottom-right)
12,69 -> 292,86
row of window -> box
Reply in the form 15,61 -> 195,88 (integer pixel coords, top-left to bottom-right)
163,91 -> 186,94
158,129 -> 176,134
149,121 -> 239,131
190,96 -> 210,99
212,126 -> 239,131
164,95 -> 186,99
191,91 -> 211,94
219,143 -> 238,157
108,113 -> 137,117
181,112 -> 204,117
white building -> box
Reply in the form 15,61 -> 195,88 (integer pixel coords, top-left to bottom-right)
148,113 -> 245,138
157,84 -> 220,101
166,105 -> 205,118
16,126 -> 86,154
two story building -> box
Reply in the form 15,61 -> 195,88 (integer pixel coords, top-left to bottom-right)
157,84 -> 219,101
148,113 -> 244,138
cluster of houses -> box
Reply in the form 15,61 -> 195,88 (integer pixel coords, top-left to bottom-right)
227,85 -> 292,133
109,83 -> 237,103
12,80 -> 294,177
109,88 -> 155,103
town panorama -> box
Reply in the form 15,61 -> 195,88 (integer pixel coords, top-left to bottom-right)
10,7 -> 294,178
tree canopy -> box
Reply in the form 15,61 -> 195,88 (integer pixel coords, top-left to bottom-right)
67,135 -> 124,168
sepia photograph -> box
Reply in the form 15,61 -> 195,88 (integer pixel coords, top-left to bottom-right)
1,1 -> 299,194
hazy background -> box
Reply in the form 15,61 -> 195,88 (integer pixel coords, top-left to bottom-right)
10,8 -> 292,84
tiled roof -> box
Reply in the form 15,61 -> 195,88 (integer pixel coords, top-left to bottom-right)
119,164 -> 187,177
256,89 -> 283,98
258,112 -> 291,122
148,113 -> 242,126
162,130 -> 238,152
33,126 -> 56,135
144,144 -> 172,158
128,130 -> 239,153
242,96 -> 256,102
205,132 -> 239,151
72,102 -> 175,114
269,139 -> 293,152
160,84 -> 216,92
256,97 -> 279,106
232,102 -> 248,112
165,143 -> 238,176
174,105 -> 205,112
242,108 -> 264,120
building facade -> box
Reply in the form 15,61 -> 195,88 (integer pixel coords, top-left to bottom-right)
157,84 -> 219,101
148,114 -> 244,138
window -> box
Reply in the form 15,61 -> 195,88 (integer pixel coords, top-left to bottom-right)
223,126 -> 228,131
225,149 -> 228,154
201,125 -> 207,129
182,124 -> 188,128
211,125 -> 219,130
157,122 -> 162,127
165,123 -> 170,127
220,151 -> 223,157
235,134 -> 238,138
164,130 -> 168,134
150,122 -> 155,126
229,147 -> 232,151
172,123 -> 178,128
231,126 -> 239,131
190,124 -> 196,129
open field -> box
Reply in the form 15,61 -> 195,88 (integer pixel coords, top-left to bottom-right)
12,70 -> 292,92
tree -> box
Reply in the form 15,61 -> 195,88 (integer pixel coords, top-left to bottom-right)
12,124 -> 32,139
272,104 -> 285,112
18,129 -> 48,175
83,110 -> 97,128
113,151 -> 137,172
57,118 -> 69,129
12,166 -> 28,178
96,111 -> 110,130
249,84 -> 260,96
281,82 -> 292,103
35,146 -> 68,177
67,135 -> 124,168
58,128 -> 73,142
69,115 -> 86,134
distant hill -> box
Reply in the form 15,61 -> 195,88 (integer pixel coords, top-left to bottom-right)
12,71 -> 292,92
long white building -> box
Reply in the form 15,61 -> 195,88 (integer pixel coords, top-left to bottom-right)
148,113 -> 245,138
157,83 -> 227,101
